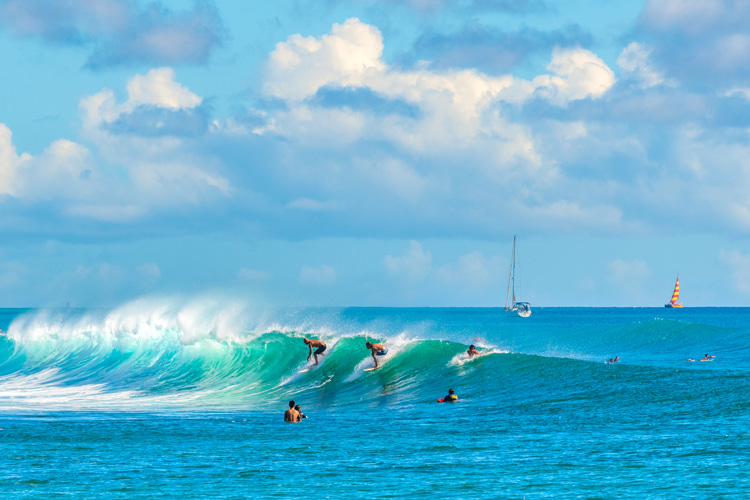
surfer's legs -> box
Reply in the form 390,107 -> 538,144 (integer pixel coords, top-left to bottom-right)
313,345 -> 326,365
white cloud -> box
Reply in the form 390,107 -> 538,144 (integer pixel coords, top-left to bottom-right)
265,19 -> 614,108
0,0 -> 224,68
640,0 -> 739,33
617,42 -> 675,88
0,124 -> 27,195
385,241 -> 433,282
0,124 -> 98,200
533,47 -> 616,105
81,67 -> 202,129
299,265 -> 337,285
262,18 -> 615,156
719,249 -> 750,294
0,67 -> 229,223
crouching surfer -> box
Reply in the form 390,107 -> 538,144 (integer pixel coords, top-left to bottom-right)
365,341 -> 388,368
304,338 -> 326,365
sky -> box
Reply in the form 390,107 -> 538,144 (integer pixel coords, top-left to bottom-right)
2,0 -> 750,308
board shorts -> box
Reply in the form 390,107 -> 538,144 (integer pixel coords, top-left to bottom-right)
376,348 -> 388,356
314,345 -> 326,355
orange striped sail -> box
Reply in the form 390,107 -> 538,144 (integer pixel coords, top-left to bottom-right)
665,276 -> 683,308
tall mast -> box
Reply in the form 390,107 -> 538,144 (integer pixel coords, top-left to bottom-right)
505,236 -> 516,310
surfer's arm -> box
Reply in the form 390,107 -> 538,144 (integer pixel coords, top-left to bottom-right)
307,343 -> 312,360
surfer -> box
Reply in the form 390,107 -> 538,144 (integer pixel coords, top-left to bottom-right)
365,341 -> 388,368
284,400 -> 300,423
443,388 -> 458,402
700,354 -> 716,361
304,338 -> 326,365
295,405 -> 308,421
467,345 -> 481,357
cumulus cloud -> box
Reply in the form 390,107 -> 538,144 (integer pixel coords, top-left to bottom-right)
0,124 -> 97,200
260,17 -> 614,181
637,0 -> 750,84
0,67 -> 229,225
385,241 -> 432,282
8,16 -> 750,246
640,0 -> 747,33
264,18 -> 613,107
617,42 -> 675,88
406,23 -> 591,74
0,0 -> 224,68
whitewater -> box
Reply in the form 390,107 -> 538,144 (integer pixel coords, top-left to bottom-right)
1,303 -> 749,498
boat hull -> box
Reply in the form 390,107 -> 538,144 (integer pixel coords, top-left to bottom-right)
664,303 -> 683,308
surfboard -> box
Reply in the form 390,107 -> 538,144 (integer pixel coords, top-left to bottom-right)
298,368 -> 312,373
363,367 -> 380,371
437,398 -> 444,402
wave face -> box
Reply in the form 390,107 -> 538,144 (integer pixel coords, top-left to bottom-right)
1,303 -> 749,411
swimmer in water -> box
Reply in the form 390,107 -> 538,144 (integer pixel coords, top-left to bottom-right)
284,400 -> 300,423
365,341 -> 388,368
443,388 -> 458,402
467,345 -> 481,357
700,354 -> 716,361
304,338 -> 326,365
295,405 -> 307,421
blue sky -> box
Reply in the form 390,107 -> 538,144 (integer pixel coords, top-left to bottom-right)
1,0 -> 750,307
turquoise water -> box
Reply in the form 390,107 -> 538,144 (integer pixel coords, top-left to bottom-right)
0,305 -> 749,498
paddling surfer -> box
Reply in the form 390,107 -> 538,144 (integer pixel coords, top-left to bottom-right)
304,338 -> 326,365
467,345 -> 481,357
284,400 -> 300,423
365,341 -> 388,368
700,354 -> 716,361
442,388 -> 458,402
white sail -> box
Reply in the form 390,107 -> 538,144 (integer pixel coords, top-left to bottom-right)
505,236 -> 531,317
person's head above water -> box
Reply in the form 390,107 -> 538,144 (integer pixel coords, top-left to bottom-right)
366,342 -> 373,349
289,400 -> 295,408
448,388 -> 454,395
295,405 -> 301,411
469,345 -> 475,349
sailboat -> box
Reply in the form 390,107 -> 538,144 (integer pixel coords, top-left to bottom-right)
505,236 -> 531,317
664,275 -> 683,308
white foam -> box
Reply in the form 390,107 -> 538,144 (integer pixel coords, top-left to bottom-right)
448,348 -> 509,367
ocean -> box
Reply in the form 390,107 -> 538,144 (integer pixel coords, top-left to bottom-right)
0,304 -> 748,499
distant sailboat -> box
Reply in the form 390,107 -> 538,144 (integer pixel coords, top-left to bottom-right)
664,275 -> 683,308
505,236 -> 531,317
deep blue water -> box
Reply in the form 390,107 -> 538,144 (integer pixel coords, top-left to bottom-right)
0,305 -> 748,498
